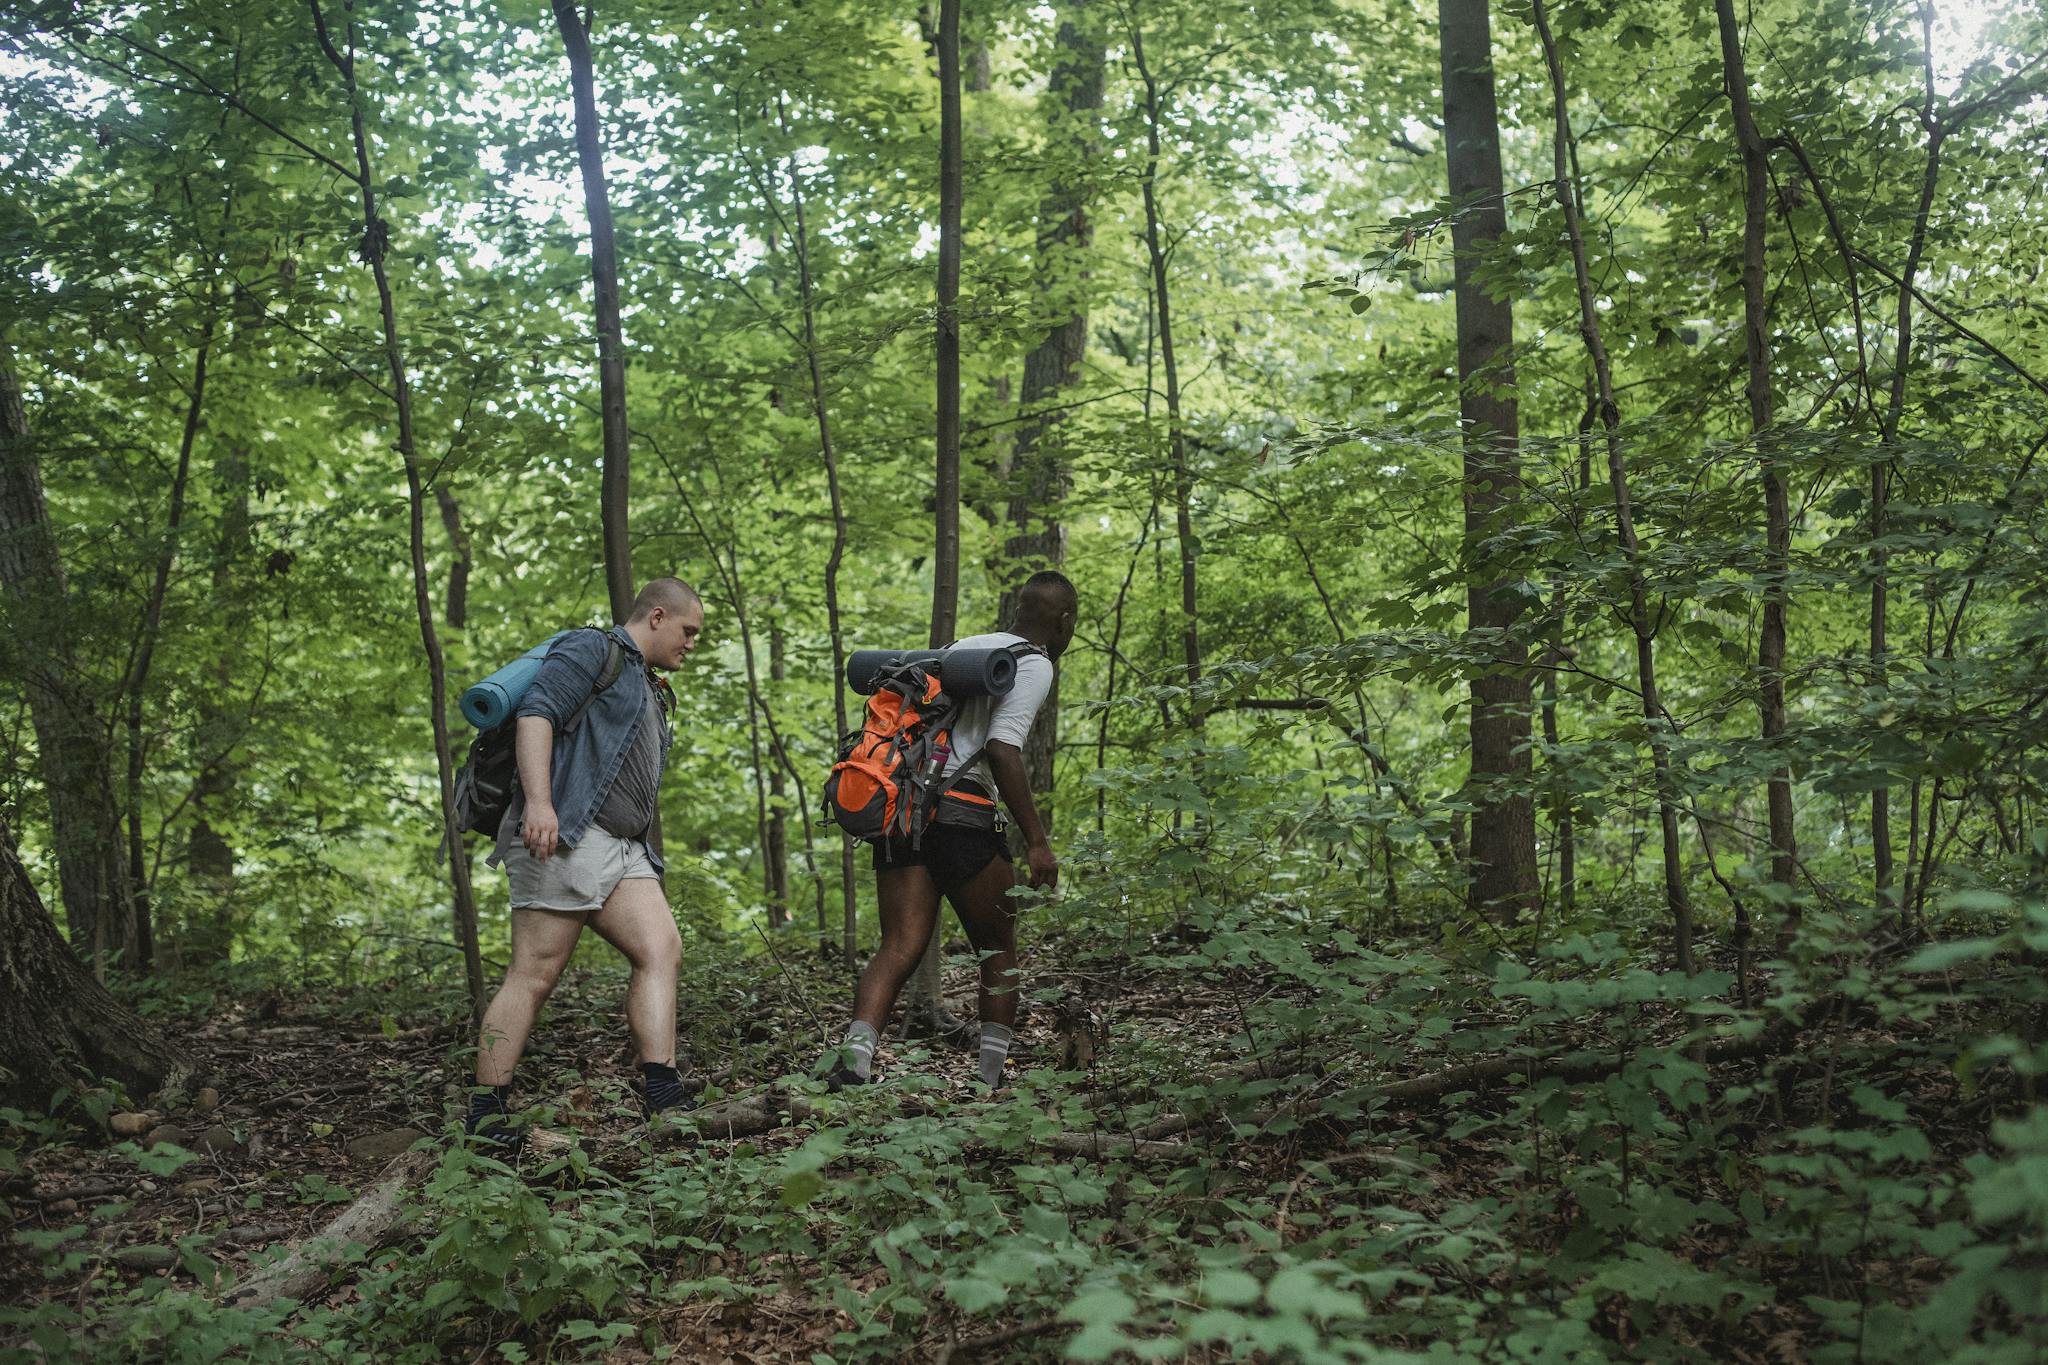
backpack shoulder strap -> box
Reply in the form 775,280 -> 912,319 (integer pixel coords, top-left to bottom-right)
562,628 -> 626,734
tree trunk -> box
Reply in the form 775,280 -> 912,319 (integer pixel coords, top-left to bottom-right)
1132,24 -> 1201,719
780,132 -> 860,965
1533,0 -> 1692,969
183,447 -> 250,967
123,309 -> 217,976
1713,0 -> 1797,894
0,816 -> 190,1112
766,616 -> 791,924
435,486 -> 472,631
1873,5 -> 1943,909
311,2 -> 486,1015
1439,0 -> 1538,920
551,0 -> 635,624
906,0 -> 968,1038
998,0 -> 1106,815
0,349 -> 133,967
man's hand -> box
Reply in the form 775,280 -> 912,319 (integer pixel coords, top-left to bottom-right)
1025,839 -> 1058,891
522,802 -> 561,861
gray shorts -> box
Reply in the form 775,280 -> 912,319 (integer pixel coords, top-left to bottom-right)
498,824 -> 659,913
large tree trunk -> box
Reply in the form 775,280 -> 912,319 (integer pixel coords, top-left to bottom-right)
998,0 -> 1105,815
0,349 -> 134,966
1438,0 -> 1538,920
905,0 -> 968,1039
1714,0 -> 1797,895
552,0 -> 635,624
311,2 -> 486,1014
0,816 -> 190,1112
1532,0 -> 1692,969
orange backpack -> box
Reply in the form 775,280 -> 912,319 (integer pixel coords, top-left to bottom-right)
823,650 -> 1025,847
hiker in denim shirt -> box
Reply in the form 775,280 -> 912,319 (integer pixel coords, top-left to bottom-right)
466,577 -> 705,1150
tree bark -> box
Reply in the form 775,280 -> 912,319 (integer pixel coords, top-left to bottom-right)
1132,23 -> 1201,719
123,308 -> 217,976
0,816 -> 190,1112
998,0 -> 1105,813
183,448 -> 250,967
434,486 -> 472,631
551,0 -> 635,624
1439,0 -> 1538,920
765,614 -> 791,924
311,1 -> 486,1015
1533,0 -> 1692,969
1873,3 -> 1942,908
0,349 -> 133,966
906,0 -> 969,1038
1714,0 -> 1797,894
780,134 -> 860,965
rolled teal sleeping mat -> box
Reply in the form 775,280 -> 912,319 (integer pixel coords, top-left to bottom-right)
846,647 -> 1018,698
460,632 -> 568,728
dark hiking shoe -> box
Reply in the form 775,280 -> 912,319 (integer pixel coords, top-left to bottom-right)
463,1112 -> 526,1160
823,1059 -> 873,1093
639,1062 -> 707,1119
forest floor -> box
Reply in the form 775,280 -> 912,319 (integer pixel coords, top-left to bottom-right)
0,913 -> 2026,1364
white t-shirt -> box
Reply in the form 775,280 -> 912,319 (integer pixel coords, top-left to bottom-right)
942,631 -> 1054,786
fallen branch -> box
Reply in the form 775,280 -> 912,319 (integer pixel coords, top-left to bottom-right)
221,1149 -> 434,1307
934,1315 -> 1065,1365
685,1086 -> 819,1139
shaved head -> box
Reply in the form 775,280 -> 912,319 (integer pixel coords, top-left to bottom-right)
628,576 -> 701,623
1015,570 -> 1077,630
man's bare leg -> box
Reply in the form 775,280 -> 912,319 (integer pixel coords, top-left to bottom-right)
947,855 -> 1020,1032
852,865 -> 942,1031
949,855 -> 1021,1086
823,865 -> 942,1085
584,876 -> 682,1068
476,908 -> 588,1087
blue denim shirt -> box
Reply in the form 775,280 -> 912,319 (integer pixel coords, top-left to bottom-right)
513,625 -> 667,872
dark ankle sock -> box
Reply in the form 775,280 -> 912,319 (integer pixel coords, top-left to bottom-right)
641,1061 -> 690,1114
465,1084 -> 511,1131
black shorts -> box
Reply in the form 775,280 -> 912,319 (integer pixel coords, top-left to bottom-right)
871,824 -> 1011,896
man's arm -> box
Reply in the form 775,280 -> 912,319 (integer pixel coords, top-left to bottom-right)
515,716 -> 559,860
985,740 -> 1056,890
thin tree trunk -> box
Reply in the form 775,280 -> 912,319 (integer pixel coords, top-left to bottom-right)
1714,0 -> 1797,894
907,0 -> 967,1036
435,487 -> 472,630
1097,499 -> 1160,832
1533,0 -> 1692,969
184,447 -> 249,967
781,134 -> 860,965
1873,3 -> 1942,909
551,0 -> 635,623
0,817 -> 190,1112
767,615 -> 791,924
1132,23 -> 1201,717
123,309 -> 217,975
310,1 -> 485,1015
0,349 -> 131,967
1439,0 -> 1537,919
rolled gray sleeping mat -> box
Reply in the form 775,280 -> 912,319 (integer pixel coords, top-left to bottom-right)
846,647 -> 1019,698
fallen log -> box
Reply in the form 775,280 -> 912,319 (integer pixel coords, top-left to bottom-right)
221,1149 -> 435,1307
